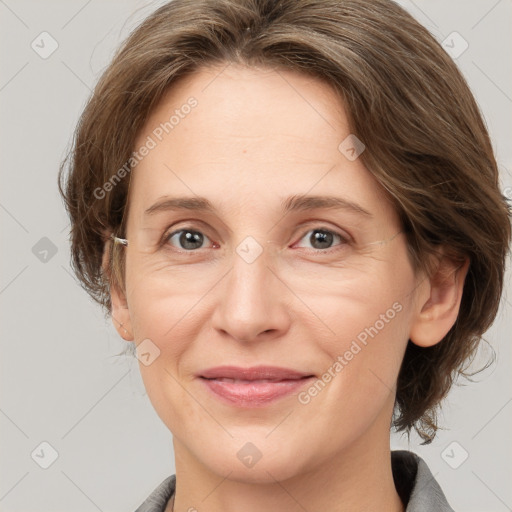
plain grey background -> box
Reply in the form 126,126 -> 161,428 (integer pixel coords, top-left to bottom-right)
0,1 -> 511,511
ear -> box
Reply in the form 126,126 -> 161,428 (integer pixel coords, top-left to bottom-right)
409,248 -> 469,348
101,232 -> 134,342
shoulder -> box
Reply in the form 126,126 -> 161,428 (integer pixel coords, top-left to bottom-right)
391,450 -> 455,511
134,475 -> 176,512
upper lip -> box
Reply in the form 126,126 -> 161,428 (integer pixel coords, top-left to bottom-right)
199,365 -> 314,381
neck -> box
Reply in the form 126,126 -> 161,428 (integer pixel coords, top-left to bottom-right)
168,412 -> 405,512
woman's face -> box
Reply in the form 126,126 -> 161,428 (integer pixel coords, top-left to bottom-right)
118,63 -> 424,482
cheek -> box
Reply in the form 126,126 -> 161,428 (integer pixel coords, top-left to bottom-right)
305,255 -> 415,406
299,250 -> 414,347
292,297 -> 410,461
125,283 -> 204,435
317,290 -> 409,393
124,251 -> 216,339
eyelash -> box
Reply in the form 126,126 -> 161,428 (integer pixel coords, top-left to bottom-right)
160,223 -> 351,254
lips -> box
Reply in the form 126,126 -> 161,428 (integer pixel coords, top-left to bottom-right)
198,366 -> 315,407
200,365 -> 313,381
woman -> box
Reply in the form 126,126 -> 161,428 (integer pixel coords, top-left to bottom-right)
58,0 -> 511,511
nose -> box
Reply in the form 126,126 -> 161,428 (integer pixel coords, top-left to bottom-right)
210,238 -> 291,343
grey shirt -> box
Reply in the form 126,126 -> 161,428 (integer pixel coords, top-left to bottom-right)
134,449 -> 454,512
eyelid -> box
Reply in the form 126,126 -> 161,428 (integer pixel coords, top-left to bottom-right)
294,220 -> 351,240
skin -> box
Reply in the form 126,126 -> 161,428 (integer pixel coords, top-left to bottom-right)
106,63 -> 469,512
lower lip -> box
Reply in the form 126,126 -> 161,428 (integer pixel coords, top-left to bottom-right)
199,377 -> 315,407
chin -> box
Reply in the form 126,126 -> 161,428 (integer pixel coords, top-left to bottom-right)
212,457 -> 306,485
198,435 -> 313,485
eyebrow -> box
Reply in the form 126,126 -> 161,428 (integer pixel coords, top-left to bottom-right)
144,194 -> 373,217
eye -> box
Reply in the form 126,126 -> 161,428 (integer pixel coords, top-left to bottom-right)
164,227 -> 216,251
293,227 -> 349,252
162,225 -> 349,253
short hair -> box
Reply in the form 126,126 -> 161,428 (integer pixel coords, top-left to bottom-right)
58,0 -> 511,444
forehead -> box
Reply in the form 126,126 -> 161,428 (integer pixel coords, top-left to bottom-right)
136,63 -> 347,158
129,63 -> 396,223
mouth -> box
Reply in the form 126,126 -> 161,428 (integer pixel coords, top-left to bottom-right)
198,366 -> 316,407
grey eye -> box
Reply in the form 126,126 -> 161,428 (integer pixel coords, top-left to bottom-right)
166,229 -> 210,251
295,228 -> 347,251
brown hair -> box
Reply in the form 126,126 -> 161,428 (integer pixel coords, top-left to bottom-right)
58,0 -> 511,443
